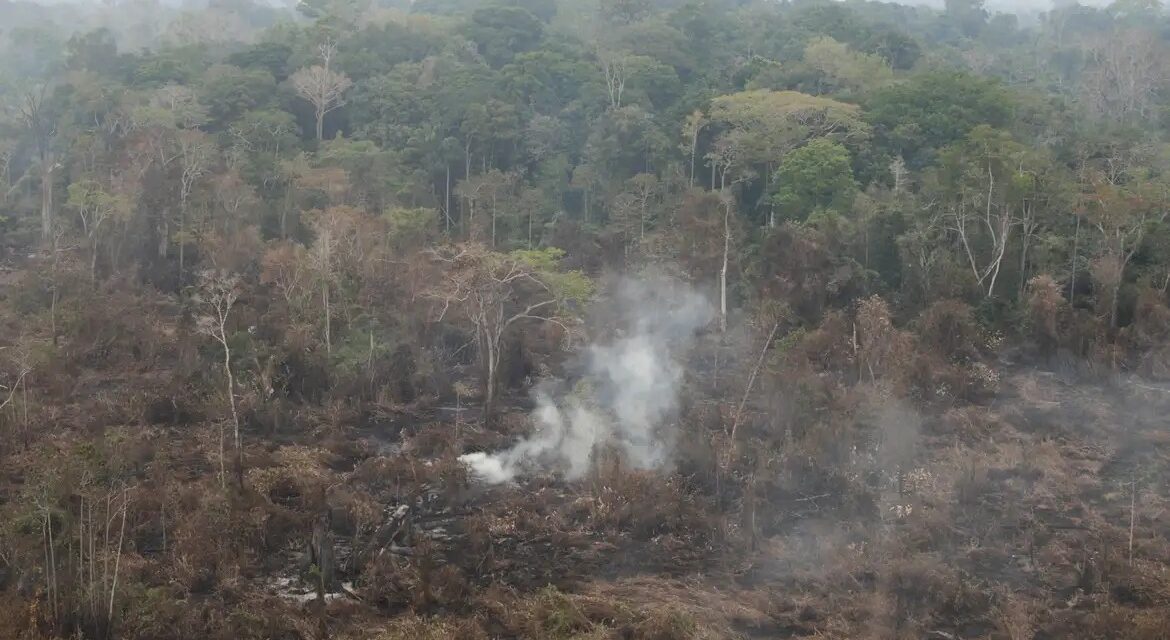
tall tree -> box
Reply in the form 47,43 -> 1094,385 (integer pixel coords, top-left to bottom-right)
9,82 -> 60,243
291,40 -> 353,141
194,269 -> 244,488
1080,171 -> 1169,329
708,89 -> 869,225
176,130 -> 215,280
65,178 -> 130,284
427,245 -> 591,419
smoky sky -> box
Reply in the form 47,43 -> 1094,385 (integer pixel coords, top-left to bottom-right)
8,0 -> 1120,15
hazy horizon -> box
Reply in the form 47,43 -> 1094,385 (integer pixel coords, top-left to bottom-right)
0,0 -> 1126,15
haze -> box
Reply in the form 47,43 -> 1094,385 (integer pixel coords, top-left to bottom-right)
2,0 -> 1170,638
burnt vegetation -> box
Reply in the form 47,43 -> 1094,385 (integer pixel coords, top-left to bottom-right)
2,0 -> 1170,638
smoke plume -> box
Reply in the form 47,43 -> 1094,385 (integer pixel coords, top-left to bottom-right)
460,275 -> 712,484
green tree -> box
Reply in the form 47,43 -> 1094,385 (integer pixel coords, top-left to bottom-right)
426,244 -> 592,419
708,89 -> 869,224
198,64 -> 277,128
803,36 -> 893,97
463,5 -> 545,68
865,71 -> 1011,170
925,126 -> 1042,298
772,138 -> 857,221
66,178 -> 130,283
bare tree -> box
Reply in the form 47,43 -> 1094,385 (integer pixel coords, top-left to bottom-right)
571,164 -> 599,225
0,138 -> 15,205
712,196 -> 730,335
934,129 -> 1037,298
291,41 -> 353,141
194,270 -> 243,488
309,220 -> 337,355
706,135 -> 752,332
1081,172 -> 1169,329
680,111 -> 706,188
304,206 -> 372,355
210,170 -> 258,235
945,166 -> 1016,298
73,485 -> 129,638
150,84 -> 208,130
428,245 -> 589,419
627,173 -> 659,241
10,82 -> 59,243
1079,29 -> 1166,126
66,179 -> 129,284
456,170 -> 516,245
598,48 -> 629,110
176,130 -> 215,279
0,346 -> 33,449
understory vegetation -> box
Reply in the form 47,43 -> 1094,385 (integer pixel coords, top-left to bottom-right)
3,0 -> 1170,637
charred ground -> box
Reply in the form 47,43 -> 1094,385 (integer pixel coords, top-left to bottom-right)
2,270 -> 1170,639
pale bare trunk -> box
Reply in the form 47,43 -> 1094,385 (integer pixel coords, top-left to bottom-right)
178,203 -> 186,282
103,494 -> 110,604
1110,279 -> 1121,330
108,489 -> 127,635
158,212 -> 169,259
483,331 -> 498,421
1070,213 -> 1080,300
322,283 -> 332,354
43,513 -> 57,623
224,344 -> 242,487
689,132 -> 698,188
1129,471 -> 1137,566
640,200 -> 646,240
728,322 -> 780,448
282,182 -> 293,239
720,201 -> 730,333
88,502 -> 96,614
218,418 -> 226,488
40,154 -> 53,243
467,199 -> 476,241
50,281 -> 59,348
77,498 -> 84,616
91,237 -> 100,285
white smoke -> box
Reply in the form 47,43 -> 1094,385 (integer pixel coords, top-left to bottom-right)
460,276 -> 712,484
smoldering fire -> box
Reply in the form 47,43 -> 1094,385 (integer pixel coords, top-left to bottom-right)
460,276 -> 712,484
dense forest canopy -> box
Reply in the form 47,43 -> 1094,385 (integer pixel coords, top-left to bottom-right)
4,0 -> 1170,638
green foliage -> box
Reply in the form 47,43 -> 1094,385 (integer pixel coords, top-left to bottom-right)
803,36 -> 894,96
330,322 -> 396,377
386,207 -> 439,249
773,138 -> 858,220
198,64 -> 278,127
228,109 -> 303,189
861,29 -> 921,70
501,49 -> 605,114
709,90 -> 870,161
463,4 -> 545,68
132,45 -> 211,87
510,247 -> 594,303
66,179 -> 120,214
227,41 -> 294,81
336,21 -> 444,82
865,72 -> 1011,169
65,28 -> 122,76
